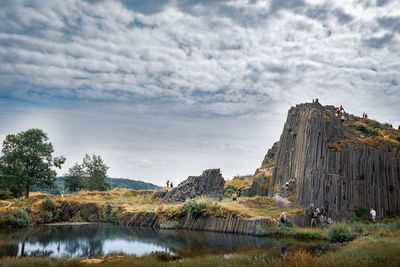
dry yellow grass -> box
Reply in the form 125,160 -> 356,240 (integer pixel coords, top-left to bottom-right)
225,175 -> 253,189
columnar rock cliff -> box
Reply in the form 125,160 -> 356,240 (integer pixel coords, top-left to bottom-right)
162,169 -> 225,203
259,102 -> 400,219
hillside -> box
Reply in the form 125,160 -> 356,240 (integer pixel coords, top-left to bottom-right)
34,177 -> 161,195
250,101 -> 400,221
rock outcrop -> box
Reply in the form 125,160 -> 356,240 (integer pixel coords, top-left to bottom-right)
259,102 -> 400,219
162,169 -> 225,203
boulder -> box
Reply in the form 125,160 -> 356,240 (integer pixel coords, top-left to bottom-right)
162,169 -> 225,203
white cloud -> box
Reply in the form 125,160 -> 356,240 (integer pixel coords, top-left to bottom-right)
0,0 -> 400,184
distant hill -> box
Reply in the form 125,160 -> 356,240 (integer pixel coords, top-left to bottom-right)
33,177 -> 162,195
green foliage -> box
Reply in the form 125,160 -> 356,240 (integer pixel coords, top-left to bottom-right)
390,132 -> 400,142
355,206 -> 370,218
355,123 -> 380,136
368,120 -> 382,129
41,197 -> 57,213
102,207 -> 120,223
0,189 -> 13,200
0,128 -> 65,198
224,184 -> 237,198
327,223 -> 354,243
159,221 -> 180,229
64,163 -> 86,192
43,211 -> 53,223
352,223 -> 365,234
187,198 -> 221,219
0,208 -> 33,227
390,220 -> 400,231
83,154 -> 111,191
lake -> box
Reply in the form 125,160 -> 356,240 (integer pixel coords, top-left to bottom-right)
0,223 -> 329,258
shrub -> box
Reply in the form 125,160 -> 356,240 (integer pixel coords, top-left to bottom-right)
41,197 -> 57,213
0,189 -> 13,200
327,223 -> 354,243
43,211 -> 53,223
355,206 -> 369,218
390,220 -> 400,231
369,120 -> 382,129
352,223 -> 365,234
186,198 -> 221,219
224,184 -> 237,198
0,209 -> 33,227
254,225 -> 267,236
356,123 -> 368,133
355,123 -> 380,136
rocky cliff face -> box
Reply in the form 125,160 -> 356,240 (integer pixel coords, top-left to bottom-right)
258,102 -> 400,219
162,169 -> 225,203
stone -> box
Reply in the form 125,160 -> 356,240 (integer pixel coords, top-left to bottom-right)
162,169 -> 225,203
262,101 -> 400,220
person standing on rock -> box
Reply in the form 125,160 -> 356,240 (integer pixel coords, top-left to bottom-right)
166,180 -> 169,188
310,208 -> 318,228
370,208 -> 376,223
280,212 -> 287,228
170,182 -> 173,188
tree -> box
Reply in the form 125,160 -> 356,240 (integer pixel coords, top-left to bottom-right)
82,154 -> 111,191
63,163 -> 86,192
0,129 -> 65,198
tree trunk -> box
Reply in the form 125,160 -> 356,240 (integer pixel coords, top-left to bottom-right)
25,184 -> 30,198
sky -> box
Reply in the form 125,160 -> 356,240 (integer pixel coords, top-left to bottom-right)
0,0 -> 399,186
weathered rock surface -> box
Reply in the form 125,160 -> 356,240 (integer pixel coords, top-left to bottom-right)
265,102 -> 400,219
162,169 -> 225,203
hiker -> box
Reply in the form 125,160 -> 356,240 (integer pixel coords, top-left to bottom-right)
280,212 -> 287,228
319,214 -> 325,224
238,188 -> 242,197
232,191 -> 238,203
370,208 -> 376,223
335,108 -> 340,117
341,114 -> 345,123
285,182 -> 289,190
327,216 -> 332,224
166,180 -> 170,188
365,113 -> 368,120
310,208 -> 318,228
340,105 -> 343,111
170,182 -> 173,188
362,112 -> 365,118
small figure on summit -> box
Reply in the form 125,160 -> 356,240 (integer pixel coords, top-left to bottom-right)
340,105 -> 343,111
166,180 -> 170,188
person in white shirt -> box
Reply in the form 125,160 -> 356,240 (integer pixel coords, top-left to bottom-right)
370,208 -> 376,223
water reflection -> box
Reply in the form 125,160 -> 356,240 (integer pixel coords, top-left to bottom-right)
0,224 -> 329,258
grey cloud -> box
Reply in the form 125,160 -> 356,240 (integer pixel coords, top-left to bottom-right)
378,16 -> 400,33
119,0 -> 171,15
363,34 -> 393,48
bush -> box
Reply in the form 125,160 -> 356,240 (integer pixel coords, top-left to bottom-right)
41,197 -> 57,213
224,184 -> 237,198
355,123 -> 380,136
0,189 -> 13,200
369,120 -> 382,129
43,212 -> 53,223
327,223 -> 354,243
390,220 -> 400,231
355,206 -> 369,218
186,198 -> 221,219
352,223 -> 365,234
0,209 -> 33,227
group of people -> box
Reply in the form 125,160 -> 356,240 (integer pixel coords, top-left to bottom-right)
335,105 -> 345,123
232,188 -> 242,203
309,206 -> 332,228
285,177 -> 297,189
362,112 -> 368,119
165,180 -> 174,188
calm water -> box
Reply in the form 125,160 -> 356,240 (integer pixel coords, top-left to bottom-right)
0,224 -> 328,258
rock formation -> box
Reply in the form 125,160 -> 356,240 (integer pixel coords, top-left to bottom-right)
251,101 -> 400,220
162,169 -> 225,203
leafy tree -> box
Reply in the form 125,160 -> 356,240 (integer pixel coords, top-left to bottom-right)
0,129 -> 65,197
83,154 -> 111,191
63,163 -> 86,192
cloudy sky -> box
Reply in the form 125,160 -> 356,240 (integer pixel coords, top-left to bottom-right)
1,0 -> 399,186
